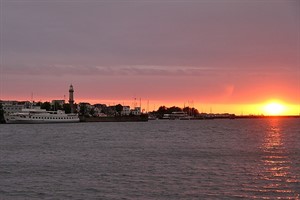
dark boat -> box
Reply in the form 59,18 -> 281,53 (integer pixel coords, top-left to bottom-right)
79,114 -> 148,122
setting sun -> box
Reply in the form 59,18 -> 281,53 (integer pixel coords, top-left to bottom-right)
263,102 -> 285,116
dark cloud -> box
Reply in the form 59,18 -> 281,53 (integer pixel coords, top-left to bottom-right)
3,64 -> 221,76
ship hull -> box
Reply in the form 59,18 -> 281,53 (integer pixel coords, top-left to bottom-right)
80,114 -> 148,122
4,118 -> 79,124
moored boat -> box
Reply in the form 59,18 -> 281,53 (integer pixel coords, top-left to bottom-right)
79,114 -> 148,122
4,108 -> 79,124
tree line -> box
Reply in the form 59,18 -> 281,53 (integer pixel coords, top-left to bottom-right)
154,106 -> 199,118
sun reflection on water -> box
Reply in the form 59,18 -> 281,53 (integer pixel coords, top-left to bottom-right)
258,119 -> 299,199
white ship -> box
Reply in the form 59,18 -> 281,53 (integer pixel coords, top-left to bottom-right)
168,112 -> 193,120
4,108 -> 80,124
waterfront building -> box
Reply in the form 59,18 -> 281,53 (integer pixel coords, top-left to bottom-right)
107,106 -> 117,116
51,100 -> 65,110
51,100 -> 65,107
121,106 -> 130,116
92,104 -> 106,116
131,107 -> 141,115
2,104 -> 24,114
1,100 -> 31,114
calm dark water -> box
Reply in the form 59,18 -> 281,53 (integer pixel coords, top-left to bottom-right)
1,118 -> 300,199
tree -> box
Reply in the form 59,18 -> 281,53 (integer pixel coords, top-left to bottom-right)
51,102 -> 63,111
115,104 -> 123,116
73,103 -> 78,113
79,104 -> 86,116
193,108 -> 200,116
156,106 -> 167,118
167,106 -> 182,113
63,103 -> 71,114
79,103 -> 91,116
183,106 -> 200,117
41,102 -> 51,111
89,108 -> 95,116
35,102 -> 42,106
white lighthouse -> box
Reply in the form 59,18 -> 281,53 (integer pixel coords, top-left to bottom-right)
69,84 -> 74,113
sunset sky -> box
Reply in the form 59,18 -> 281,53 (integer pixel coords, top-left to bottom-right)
0,0 -> 299,115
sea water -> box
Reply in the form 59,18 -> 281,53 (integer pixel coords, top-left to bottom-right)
0,118 -> 300,199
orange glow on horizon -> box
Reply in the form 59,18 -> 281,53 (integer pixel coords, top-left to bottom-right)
75,98 -> 299,116
263,102 -> 285,116
1,96 -> 299,116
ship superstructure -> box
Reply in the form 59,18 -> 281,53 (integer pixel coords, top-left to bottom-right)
4,107 -> 79,124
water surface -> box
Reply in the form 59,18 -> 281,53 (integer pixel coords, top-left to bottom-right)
1,118 -> 299,199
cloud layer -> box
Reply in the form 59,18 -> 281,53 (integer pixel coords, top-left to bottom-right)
1,0 -> 299,107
